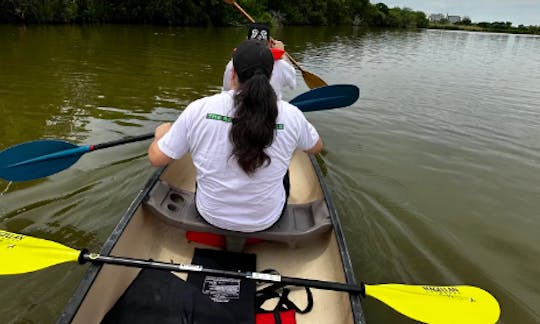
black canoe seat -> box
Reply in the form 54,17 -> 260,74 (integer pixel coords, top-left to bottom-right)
144,180 -> 332,247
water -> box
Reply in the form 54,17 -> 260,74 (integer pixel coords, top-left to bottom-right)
1,25 -> 539,323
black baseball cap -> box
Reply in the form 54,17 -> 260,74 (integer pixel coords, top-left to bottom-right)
247,23 -> 270,41
233,40 -> 274,81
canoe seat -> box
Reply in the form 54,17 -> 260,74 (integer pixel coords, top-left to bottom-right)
144,180 -> 332,247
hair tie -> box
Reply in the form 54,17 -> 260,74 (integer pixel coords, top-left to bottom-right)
253,67 -> 269,77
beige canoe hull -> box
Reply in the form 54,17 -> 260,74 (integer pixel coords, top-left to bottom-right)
60,151 -> 365,324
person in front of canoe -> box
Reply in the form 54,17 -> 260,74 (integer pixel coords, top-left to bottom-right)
222,23 -> 296,100
148,39 -> 323,233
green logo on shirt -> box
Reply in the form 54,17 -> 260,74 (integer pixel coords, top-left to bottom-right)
207,113 -> 284,129
207,113 -> 233,123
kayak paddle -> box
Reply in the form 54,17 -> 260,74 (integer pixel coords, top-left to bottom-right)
0,84 -> 359,182
0,230 -> 501,324
0,134 -> 155,182
290,84 -> 360,112
223,0 -> 328,89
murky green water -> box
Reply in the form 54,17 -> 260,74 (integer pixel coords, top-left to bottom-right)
1,25 -> 539,323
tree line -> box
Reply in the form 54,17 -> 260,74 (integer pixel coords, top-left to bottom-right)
0,0 -> 428,28
469,21 -> 539,34
430,19 -> 540,35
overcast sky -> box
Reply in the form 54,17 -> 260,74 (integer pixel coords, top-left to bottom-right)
381,0 -> 540,26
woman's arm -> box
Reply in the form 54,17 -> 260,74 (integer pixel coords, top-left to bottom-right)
304,137 -> 323,155
148,122 -> 174,166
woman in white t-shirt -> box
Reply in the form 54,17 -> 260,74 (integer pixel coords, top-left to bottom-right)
148,40 -> 323,233
222,23 -> 296,100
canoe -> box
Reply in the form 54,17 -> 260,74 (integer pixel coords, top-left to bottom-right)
58,151 -> 366,323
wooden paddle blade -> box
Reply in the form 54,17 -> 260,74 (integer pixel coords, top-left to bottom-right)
365,284 -> 501,324
302,70 -> 328,89
0,230 -> 80,275
285,52 -> 327,89
0,140 -> 85,182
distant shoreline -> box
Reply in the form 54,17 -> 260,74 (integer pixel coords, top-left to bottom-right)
427,23 -> 540,35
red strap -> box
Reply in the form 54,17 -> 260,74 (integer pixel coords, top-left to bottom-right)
231,47 -> 284,60
256,309 -> 296,324
186,231 -> 224,248
271,48 -> 285,60
186,231 -> 263,248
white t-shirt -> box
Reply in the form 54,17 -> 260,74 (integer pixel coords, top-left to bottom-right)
222,59 -> 296,100
157,90 -> 319,232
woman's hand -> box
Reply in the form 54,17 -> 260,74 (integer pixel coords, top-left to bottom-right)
148,122 -> 174,167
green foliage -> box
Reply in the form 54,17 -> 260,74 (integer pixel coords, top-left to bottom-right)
266,0 -> 366,25
363,3 -> 385,26
266,0 -> 326,25
0,0 -> 79,23
459,17 -> 472,25
76,0 -> 111,22
517,24 -> 539,34
364,3 -> 427,28
0,0 -> 238,25
375,3 -> 389,15
0,0 -> 371,26
430,20 -> 539,35
0,0 -> 536,35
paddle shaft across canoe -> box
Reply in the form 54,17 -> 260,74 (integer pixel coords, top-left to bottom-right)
1,226 -> 499,324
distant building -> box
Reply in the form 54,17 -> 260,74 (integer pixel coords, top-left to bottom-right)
429,13 -> 445,22
429,13 -> 462,24
447,15 -> 461,24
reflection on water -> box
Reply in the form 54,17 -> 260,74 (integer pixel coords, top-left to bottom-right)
1,25 -> 539,323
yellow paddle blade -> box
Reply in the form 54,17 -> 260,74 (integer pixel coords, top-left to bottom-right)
365,284 -> 500,324
0,230 -> 80,275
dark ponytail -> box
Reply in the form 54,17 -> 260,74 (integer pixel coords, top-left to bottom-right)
230,69 -> 278,175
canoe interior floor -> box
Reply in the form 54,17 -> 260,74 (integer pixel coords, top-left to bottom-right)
71,151 -> 355,324
73,209 -> 354,324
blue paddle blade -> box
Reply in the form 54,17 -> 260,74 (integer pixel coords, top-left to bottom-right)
0,140 -> 88,182
291,84 -> 360,112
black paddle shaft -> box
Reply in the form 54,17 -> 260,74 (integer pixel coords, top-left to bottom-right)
80,253 -> 366,296
92,133 -> 154,151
